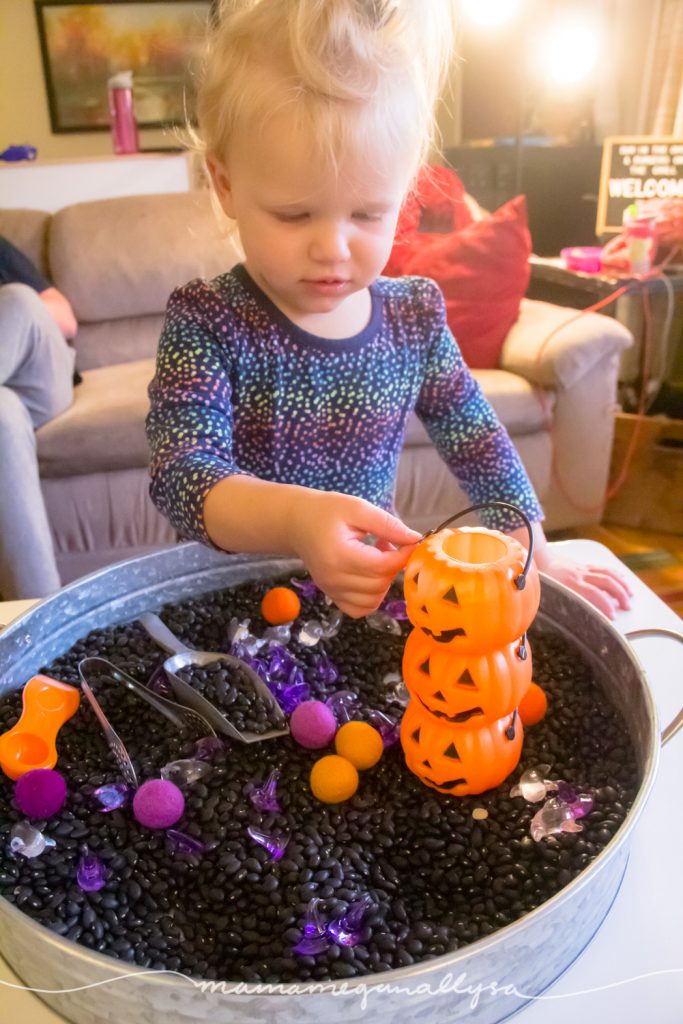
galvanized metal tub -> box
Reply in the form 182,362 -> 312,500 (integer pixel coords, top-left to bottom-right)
0,542 -> 680,1024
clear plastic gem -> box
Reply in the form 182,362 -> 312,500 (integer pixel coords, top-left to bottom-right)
509,765 -> 558,803
9,821 -> 55,859
161,759 -> 212,785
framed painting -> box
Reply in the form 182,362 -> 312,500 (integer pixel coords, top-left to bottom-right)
34,0 -> 212,133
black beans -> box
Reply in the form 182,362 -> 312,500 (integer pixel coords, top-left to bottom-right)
0,578 -> 638,987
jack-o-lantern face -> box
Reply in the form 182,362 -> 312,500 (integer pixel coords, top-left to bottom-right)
404,527 -> 540,655
402,627 -> 532,724
400,701 -> 523,796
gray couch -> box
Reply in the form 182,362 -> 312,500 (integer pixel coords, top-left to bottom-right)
0,191 -> 633,586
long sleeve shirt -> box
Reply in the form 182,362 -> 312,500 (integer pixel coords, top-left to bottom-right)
146,263 -> 543,543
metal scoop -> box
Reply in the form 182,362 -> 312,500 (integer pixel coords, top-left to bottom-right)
138,612 -> 289,744
79,657 -> 216,739
77,657 -> 214,788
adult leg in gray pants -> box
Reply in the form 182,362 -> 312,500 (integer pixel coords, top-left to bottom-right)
0,283 -> 75,599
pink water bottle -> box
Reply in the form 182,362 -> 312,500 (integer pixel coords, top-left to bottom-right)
623,203 -> 656,275
108,71 -> 139,155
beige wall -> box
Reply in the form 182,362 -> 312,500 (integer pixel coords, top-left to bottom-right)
0,0 -> 650,163
0,1 -> 173,161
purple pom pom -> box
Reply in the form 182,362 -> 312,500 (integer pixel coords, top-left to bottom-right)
133,779 -> 185,829
290,700 -> 337,749
15,769 -> 67,819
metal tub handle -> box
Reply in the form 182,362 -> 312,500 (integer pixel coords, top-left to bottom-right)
626,628 -> 683,746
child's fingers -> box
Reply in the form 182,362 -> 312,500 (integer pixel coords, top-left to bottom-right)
576,582 -> 617,620
335,595 -> 384,618
582,567 -> 632,609
345,541 -> 414,577
353,503 -> 421,548
374,538 -> 397,553
331,572 -> 393,596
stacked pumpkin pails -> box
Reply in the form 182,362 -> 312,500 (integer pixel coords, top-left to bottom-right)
400,526 -> 541,796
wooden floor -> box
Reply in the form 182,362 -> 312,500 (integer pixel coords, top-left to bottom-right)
549,523 -> 683,618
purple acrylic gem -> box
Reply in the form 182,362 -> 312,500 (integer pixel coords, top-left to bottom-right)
166,829 -> 207,856
530,793 -> 593,843
192,736 -> 226,763
266,645 -> 296,677
289,577 -> 321,600
258,645 -> 311,713
275,681 -> 310,715
292,897 -> 330,956
327,894 -> 374,947
382,598 -> 408,621
76,847 -> 107,891
146,666 -> 173,698
568,792 -> 593,819
556,781 -> 578,805
92,782 -> 131,813
247,825 -> 290,861
249,769 -> 282,813
367,709 -> 401,748
313,655 -> 339,687
325,690 -> 361,725
286,664 -> 306,690
245,654 -> 271,681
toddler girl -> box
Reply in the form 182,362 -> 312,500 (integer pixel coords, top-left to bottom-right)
147,0 -> 630,619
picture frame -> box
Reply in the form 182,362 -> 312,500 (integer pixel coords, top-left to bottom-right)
34,0 -> 212,134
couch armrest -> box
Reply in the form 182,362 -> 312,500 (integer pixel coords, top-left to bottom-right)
499,298 -> 634,391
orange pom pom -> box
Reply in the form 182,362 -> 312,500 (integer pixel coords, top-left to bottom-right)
260,586 -> 301,625
518,682 -> 547,726
310,755 -> 358,803
335,721 -> 384,770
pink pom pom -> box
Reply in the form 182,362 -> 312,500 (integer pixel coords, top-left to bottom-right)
290,700 -> 337,749
133,779 -> 185,829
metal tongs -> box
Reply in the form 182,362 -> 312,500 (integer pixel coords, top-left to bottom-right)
77,657 -> 217,788
138,612 -> 289,744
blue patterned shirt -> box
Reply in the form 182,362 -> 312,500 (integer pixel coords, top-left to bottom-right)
146,264 -> 543,542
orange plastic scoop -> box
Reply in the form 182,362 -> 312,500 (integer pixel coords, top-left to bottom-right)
0,675 -> 80,781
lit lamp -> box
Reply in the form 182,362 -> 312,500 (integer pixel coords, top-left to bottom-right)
460,0 -> 603,193
400,502 -> 540,796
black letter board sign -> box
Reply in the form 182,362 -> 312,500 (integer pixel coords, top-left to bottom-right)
596,135 -> 683,235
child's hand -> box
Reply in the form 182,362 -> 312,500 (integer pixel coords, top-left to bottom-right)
288,491 -> 421,618
538,553 -> 633,620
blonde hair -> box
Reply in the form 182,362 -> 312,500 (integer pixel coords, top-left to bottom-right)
195,0 -> 456,188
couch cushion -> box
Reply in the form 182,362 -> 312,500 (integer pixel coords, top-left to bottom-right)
37,358 -> 154,477
73,313 -> 164,372
404,369 -> 554,447
0,208 -> 51,277
49,190 -> 240,323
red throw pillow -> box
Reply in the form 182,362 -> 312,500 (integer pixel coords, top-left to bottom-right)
384,164 -> 475,277
386,192 -> 531,370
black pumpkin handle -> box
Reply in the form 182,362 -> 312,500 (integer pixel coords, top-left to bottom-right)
421,501 -> 535,591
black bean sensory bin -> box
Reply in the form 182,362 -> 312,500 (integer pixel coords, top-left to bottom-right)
0,577 -> 639,983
